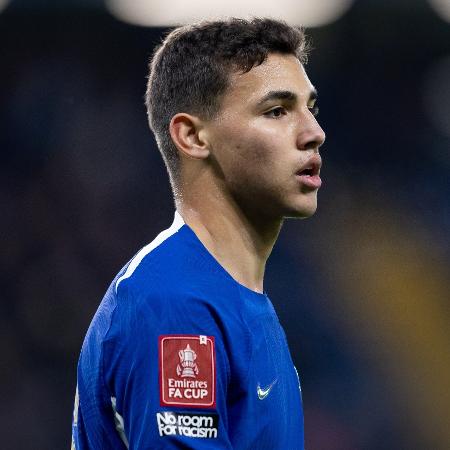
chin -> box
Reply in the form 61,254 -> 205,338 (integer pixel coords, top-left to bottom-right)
284,199 -> 318,219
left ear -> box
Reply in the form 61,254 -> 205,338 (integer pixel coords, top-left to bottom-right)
169,113 -> 210,160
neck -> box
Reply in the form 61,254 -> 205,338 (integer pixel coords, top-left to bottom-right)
175,176 -> 282,294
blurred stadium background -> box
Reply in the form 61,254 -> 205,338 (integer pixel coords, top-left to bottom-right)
1,0 -> 449,449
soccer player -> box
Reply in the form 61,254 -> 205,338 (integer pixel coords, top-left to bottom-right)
72,17 -> 325,449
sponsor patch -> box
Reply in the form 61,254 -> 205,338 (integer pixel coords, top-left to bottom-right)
156,411 -> 219,438
159,335 -> 216,408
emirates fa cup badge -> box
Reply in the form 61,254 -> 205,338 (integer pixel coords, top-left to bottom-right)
177,344 -> 199,378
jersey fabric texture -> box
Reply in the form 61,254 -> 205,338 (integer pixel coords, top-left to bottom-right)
72,212 -> 304,449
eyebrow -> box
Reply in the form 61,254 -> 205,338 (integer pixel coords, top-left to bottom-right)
256,88 -> 318,107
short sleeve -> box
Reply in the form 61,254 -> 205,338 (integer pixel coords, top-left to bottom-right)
102,284 -> 233,449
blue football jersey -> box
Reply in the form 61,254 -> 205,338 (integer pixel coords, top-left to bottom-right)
72,212 -> 304,449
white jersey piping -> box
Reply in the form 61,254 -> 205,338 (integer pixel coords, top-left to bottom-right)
111,396 -> 129,448
115,211 -> 184,293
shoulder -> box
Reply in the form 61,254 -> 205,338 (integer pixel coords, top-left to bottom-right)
98,213 -> 253,356
112,213 -> 244,321
81,214 -> 187,349
114,212 -> 186,296
109,216 -> 231,333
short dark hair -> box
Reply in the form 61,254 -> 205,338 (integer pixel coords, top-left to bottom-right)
145,18 -> 309,185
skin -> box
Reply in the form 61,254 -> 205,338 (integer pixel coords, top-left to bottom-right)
169,53 -> 325,293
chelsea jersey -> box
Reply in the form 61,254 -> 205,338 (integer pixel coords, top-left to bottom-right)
72,212 -> 304,449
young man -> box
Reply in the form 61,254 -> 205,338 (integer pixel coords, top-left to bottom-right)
72,18 -> 325,449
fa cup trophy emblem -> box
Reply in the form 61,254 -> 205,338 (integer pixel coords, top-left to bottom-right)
177,344 -> 199,378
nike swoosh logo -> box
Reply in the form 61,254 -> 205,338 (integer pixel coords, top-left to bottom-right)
257,378 -> 278,400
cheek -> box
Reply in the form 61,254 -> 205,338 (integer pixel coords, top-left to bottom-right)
230,142 -> 278,187
227,125 -> 281,167
211,119 -> 294,188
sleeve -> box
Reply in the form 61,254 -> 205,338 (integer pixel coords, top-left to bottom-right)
72,289 -> 130,450
102,284 -> 234,450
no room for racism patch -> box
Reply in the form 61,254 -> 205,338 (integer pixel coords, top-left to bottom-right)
159,335 -> 216,408
156,411 -> 219,438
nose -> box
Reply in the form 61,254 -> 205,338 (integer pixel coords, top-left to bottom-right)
296,114 -> 326,152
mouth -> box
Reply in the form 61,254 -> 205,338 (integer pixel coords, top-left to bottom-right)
296,155 -> 322,189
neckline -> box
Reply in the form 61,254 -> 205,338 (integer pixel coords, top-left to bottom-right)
174,212 -> 269,301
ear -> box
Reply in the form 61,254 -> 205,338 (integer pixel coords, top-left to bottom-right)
169,113 -> 210,160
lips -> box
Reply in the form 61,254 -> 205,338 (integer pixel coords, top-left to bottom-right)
296,155 -> 322,189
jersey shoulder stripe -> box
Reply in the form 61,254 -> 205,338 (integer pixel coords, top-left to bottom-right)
115,211 -> 184,293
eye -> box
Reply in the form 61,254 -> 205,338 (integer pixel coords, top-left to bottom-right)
264,107 -> 287,119
308,104 -> 319,117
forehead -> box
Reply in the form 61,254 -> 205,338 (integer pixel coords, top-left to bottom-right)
220,53 -> 314,111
